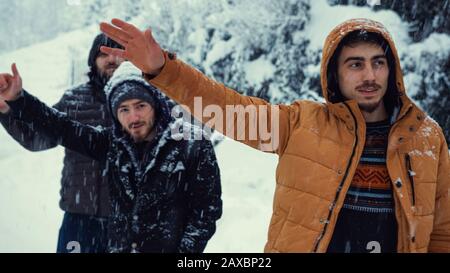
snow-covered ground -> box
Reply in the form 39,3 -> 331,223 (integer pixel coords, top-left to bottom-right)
0,0 -> 448,252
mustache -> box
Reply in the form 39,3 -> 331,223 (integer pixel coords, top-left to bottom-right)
356,82 -> 381,91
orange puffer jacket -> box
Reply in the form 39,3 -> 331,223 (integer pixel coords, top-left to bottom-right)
147,18 -> 450,253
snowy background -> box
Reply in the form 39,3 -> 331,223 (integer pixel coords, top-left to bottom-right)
0,0 -> 449,252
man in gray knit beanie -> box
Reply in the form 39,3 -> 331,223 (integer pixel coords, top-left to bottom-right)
105,61 -> 169,142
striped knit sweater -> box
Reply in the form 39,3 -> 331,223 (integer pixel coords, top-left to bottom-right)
327,119 -> 397,253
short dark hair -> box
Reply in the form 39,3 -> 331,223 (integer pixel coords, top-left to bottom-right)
327,30 -> 400,115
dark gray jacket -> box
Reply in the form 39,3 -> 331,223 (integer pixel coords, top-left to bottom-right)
0,83 -> 111,217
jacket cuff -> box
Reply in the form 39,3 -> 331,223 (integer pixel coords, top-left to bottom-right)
5,89 -> 27,119
0,113 -> 10,125
143,51 -> 179,88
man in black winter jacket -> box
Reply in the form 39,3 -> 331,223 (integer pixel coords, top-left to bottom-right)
0,34 -> 124,253
0,61 -> 223,253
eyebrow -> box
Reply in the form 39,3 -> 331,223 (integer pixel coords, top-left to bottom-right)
343,54 -> 387,64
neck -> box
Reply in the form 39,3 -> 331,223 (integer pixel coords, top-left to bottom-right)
361,104 -> 388,123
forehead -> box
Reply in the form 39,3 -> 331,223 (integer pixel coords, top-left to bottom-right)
338,42 -> 385,61
119,99 -> 152,108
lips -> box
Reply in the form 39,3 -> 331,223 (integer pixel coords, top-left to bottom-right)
359,89 -> 377,93
357,87 -> 379,96
130,123 -> 144,130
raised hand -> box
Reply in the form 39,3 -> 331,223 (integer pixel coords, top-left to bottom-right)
100,19 -> 166,76
0,63 -> 23,104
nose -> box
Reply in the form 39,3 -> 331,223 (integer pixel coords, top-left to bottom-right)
364,65 -> 377,82
128,109 -> 141,122
106,54 -> 118,64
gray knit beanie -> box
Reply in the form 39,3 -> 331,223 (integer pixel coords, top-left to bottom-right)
105,62 -> 158,119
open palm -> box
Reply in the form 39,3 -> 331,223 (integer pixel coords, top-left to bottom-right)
100,19 -> 165,75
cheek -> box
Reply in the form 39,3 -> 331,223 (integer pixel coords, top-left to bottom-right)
118,116 -> 127,128
338,70 -> 358,92
344,71 -> 361,84
378,69 -> 390,85
149,115 -> 155,125
96,58 -> 107,69
146,110 -> 156,124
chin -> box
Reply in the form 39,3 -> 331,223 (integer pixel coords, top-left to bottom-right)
132,136 -> 145,143
358,101 -> 382,113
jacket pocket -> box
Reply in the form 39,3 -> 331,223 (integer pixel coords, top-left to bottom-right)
405,153 -> 416,207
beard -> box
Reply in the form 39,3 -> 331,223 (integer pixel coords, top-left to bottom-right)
125,121 -> 156,143
98,69 -> 114,80
89,64 -> 119,92
96,67 -> 116,88
357,97 -> 387,114
354,82 -> 386,113
98,63 -> 119,79
358,101 -> 381,113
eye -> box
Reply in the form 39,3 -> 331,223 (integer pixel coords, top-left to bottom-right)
374,59 -> 386,67
349,62 -> 362,69
119,108 -> 129,113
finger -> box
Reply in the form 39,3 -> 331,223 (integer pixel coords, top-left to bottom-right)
100,22 -> 132,41
100,22 -> 132,44
144,28 -> 156,44
0,74 -> 12,87
100,46 -> 127,59
0,75 -> 7,87
4,74 -> 14,86
111,18 -> 142,36
11,63 -> 20,78
102,31 -> 129,47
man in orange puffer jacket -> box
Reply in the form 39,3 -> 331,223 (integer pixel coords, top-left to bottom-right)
98,18 -> 449,253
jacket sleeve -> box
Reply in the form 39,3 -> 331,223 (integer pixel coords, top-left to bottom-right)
0,91 -> 71,152
0,110 -> 58,152
147,52 -> 300,155
429,131 -> 450,252
5,90 -> 109,162
178,139 -> 223,253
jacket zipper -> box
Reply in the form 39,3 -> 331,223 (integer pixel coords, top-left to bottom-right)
313,102 -> 359,252
404,153 -> 416,206
387,105 -> 414,205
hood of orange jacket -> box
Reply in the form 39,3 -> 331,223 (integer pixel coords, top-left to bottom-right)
320,18 -> 414,120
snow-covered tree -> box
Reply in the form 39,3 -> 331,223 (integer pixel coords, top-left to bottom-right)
402,34 -> 450,143
329,0 -> 450,41
82,0 -> 111,26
